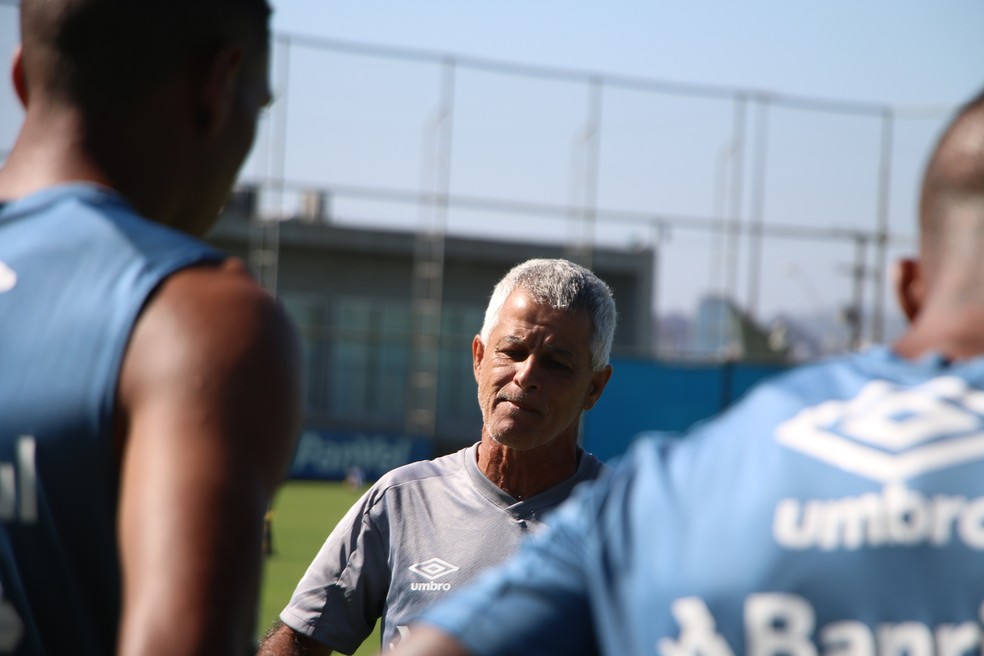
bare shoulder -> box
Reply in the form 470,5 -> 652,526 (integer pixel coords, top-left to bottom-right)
124,256 -> 299,386
118,255 -> 303,487
140,257 -> 297,360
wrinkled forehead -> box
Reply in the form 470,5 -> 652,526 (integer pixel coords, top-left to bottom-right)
494,290 -> 593,346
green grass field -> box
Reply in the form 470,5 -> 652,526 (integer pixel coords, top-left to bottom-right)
258,480 -> 380,655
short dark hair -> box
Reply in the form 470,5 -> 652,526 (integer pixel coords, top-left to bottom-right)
19,0 -> 271,110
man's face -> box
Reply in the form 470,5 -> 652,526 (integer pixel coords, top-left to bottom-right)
190,32 -> 272,236
473,289 -> 612,451
225,36 -> 273,176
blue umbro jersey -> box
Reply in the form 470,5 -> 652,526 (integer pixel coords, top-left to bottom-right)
420,347 -> 984,655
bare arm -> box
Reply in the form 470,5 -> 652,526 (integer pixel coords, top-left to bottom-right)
386,626 -> 471,656
116,260 -> 303,655
258,621 -> 334,656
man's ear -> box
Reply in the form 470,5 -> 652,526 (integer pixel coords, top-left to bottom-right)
582,364 -> 613,411
197,43 -> 244,137
472,335 -> 485,383
894,257 -> 924,323
12,44 -> 27,108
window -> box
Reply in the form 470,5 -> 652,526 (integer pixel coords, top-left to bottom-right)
282,293 -> 482,431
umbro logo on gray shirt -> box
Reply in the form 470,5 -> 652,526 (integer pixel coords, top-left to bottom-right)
408,558 -> 459,581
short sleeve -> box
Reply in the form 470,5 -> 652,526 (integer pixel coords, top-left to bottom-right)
279,485 -> 391,654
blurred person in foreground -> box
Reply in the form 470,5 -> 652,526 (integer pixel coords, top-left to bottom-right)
390,88 -> 984,655
258,258 -> 615,655
0,0 -> 302,654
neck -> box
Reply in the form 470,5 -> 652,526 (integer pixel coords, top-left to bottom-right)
893,291 -> 984,362
0,101 -> 196,231
894,320 -> 984,363
892,272 -> 984,361
477,433 -> 580,501
0,109 -> 112,201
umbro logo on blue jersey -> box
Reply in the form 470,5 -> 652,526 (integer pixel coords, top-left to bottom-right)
776,376 -> 984,483
0,260 -> 16,293
408,557 -> 459,581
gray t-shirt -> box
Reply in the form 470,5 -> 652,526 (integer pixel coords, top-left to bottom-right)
279,442 -> 607,654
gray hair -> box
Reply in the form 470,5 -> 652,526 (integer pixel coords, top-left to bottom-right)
480,259 -> 617,371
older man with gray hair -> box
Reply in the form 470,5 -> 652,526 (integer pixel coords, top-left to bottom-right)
259,258 -> 617,655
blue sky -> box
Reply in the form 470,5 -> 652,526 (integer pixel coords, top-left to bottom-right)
269,1 -> 983,106
2,1 -> 983,335
252,1 -> 984,332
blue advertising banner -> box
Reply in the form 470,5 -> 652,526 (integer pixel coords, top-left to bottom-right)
290,430 -> 433,481
583,358 -> 785,462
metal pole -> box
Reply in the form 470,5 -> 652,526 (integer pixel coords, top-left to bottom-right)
435,58 -> 456,231
746,95 -> 771,318
850,236 -> 868,350
571,77 -> 603,270
651,221 -> 667,358
724,95 -> 747,305
871,109 -> 894,343
271,34 -> 291,221
711,141 -> 734,293
407,57 -> 456,438
250,34 -> 290,297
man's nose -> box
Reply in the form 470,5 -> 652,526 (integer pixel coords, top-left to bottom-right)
513,356 -> 541,389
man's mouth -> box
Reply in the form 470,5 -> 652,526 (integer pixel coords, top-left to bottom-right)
497,396 -> 537,413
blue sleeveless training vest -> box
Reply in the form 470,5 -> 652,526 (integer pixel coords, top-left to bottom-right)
0,184 -> 222,654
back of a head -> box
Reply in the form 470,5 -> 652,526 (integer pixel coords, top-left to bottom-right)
19,0 -> 271,115
480,258 -> 617,371
918,89 -> 984,279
